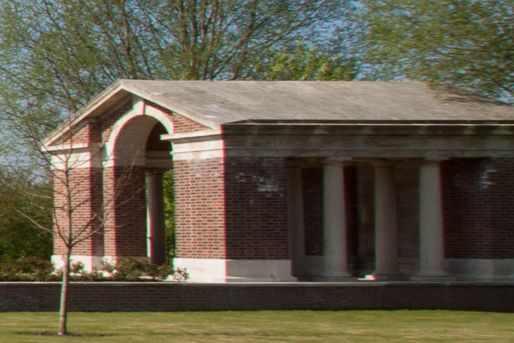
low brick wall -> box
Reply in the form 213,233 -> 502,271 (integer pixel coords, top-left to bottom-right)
1,282 -> 513,312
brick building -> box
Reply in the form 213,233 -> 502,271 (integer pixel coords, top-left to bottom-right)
43,80 -> 514,282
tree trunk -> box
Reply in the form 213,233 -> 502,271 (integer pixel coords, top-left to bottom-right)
58,250 -> 71,336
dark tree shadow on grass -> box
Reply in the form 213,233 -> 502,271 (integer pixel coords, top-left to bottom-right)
17,331 -> 118,337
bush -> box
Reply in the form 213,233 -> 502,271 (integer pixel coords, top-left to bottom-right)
104,258 -> 176,281
0,256 -> 56,281
0,256 -> 188,282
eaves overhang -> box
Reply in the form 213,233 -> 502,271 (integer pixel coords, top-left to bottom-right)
220,120 -> 514,136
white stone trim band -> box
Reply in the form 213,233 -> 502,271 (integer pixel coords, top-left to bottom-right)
173,258 -> 296,283
172,139 -> 224,161
51,151 -> 103,170
447,258 -> 514,280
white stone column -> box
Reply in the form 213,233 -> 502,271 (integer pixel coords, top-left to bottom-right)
415,160 -> 449,279
147,171 -> 166,265
287,166 -> 305,276
372,161 -> 403,280
322,161 -> 351,279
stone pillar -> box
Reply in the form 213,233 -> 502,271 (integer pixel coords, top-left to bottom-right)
414,160 -> 450,280
372,161 -> 403,280
147,171 -> 166,265
321,161 -> 351,279
287,166 -> 305,276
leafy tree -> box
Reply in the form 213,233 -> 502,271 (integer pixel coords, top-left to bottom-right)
0,172 -> 52,261
0,0 -> 350,127
252,41 -> 357,80
360,0 -> 513,101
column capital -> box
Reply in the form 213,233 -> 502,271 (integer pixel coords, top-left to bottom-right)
421,153 -> 449,163
417,157 -> 448,169
146,168 -> 167,175
322,157 -> 351,166
365,159 -> 394,168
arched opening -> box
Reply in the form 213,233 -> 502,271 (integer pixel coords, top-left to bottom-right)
109,114 -> 172,265
145,123 -> 172,265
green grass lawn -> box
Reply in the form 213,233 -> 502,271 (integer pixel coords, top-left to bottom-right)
0,310 -> 512,342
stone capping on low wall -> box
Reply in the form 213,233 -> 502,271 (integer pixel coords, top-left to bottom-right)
1,282 -> 513,312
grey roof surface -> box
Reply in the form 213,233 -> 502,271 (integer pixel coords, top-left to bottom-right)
119,80 -> 513,126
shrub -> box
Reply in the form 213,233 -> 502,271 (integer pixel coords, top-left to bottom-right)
0,256 -> 55,281
104,258 -> 177,281
0,256 -> 187,281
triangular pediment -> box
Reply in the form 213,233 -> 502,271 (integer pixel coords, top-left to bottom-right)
43,80 -> 218,148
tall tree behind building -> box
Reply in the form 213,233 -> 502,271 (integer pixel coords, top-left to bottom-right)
0,0 -> 353,133
359,0 -> 513,101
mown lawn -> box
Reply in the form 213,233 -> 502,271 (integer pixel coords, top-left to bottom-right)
0,310 -> 513,342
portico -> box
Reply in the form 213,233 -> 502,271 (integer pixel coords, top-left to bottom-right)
287,156 -> 449,281
43,80 -> 514,283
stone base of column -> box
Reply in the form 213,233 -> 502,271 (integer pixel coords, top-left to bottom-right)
410,276 -> 456,282
369,273 -> 408,281
410,273 -> 456,282
173,258 -> 297,282
313,273 -> 356,282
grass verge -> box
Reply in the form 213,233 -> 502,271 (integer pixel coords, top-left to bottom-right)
0,310 -> 513,342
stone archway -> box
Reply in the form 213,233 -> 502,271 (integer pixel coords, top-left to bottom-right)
102,107 -> 173,265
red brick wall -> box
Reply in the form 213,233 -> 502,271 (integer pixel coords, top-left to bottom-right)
174,158 -> 226,258
53,101 -> 190,260
55,120 -> 101,146
103,166 -> 147,257
53,167 -> 103,256
3,282 -> 514,312
224,157 -> 289,259
173,114 -> 207,133
173,155 -> 290,261
442,158 -> 514,258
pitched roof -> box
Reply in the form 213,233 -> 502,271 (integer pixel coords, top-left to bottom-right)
119,79 -> 514,123
44,79 -> 514,145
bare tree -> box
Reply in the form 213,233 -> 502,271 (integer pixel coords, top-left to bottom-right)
0,111 -> 143,336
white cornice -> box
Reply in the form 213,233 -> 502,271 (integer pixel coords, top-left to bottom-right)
42,142 -> 103,154
161,129 -> 222,142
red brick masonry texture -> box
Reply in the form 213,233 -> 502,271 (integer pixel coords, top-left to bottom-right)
2,283 -> 513,312
52,98 -> 514,264
442,158 -> 514,259
174,156 -> 290,260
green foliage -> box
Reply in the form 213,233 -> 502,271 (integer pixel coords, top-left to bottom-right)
111,258 -> 155,281
102,257 -> 186,281
360,0 -> 513,101
0,169 -> 52,262
162,170 -> 175,264
0,311 -> 513,341
0,256 -> 55,281
0,256 -> 188,281
252,41 -> 357,81
0,0 -> 352,142
0,218 -> 52,262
